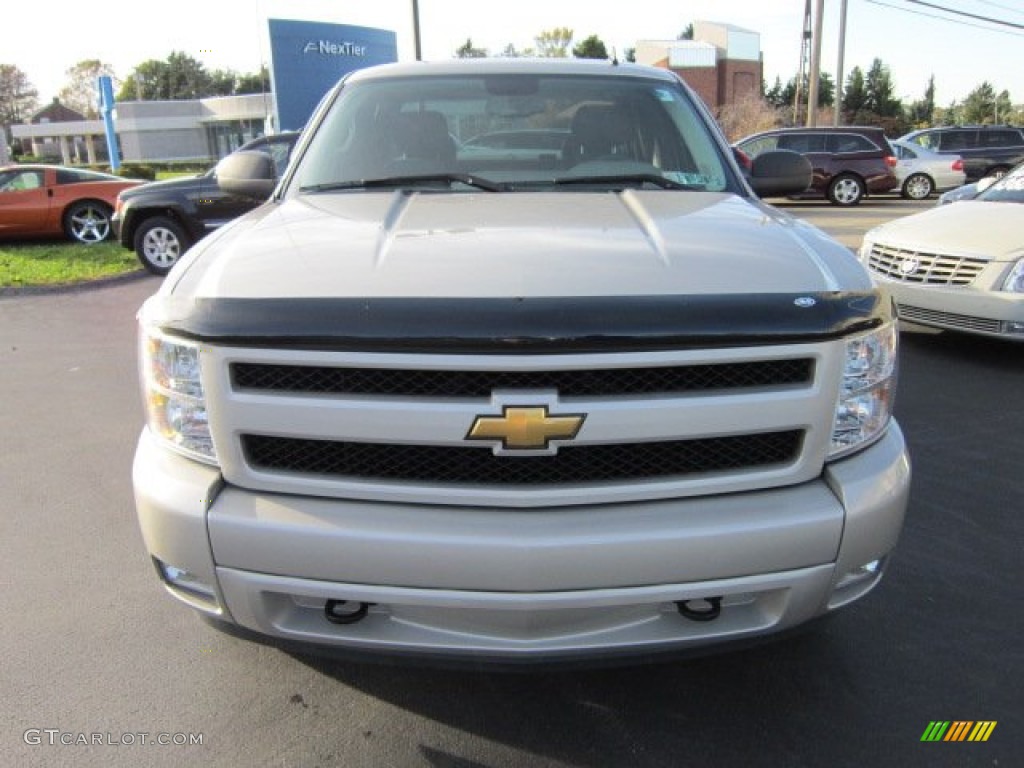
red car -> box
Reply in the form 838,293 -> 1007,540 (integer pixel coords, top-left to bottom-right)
0,164 -> 144,244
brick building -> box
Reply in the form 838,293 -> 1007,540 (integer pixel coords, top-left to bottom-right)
635,21 -> 762,110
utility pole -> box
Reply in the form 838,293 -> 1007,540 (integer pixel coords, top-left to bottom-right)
834,0 -> 848,126
806,0 -> 824,127
412,0 -> 422,61
794,0 -> 812,125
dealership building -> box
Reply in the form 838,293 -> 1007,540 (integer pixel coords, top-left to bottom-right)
12,93 -> 276,165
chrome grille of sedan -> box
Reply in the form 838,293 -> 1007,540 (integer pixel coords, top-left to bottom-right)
868,245 -> 987,285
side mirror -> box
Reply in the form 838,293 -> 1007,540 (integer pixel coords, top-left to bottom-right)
215,150 -> 277,200
747,149 -> 813,198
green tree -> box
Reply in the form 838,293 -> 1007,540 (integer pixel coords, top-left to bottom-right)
534,28 -> 573,58
0,63 -> 39,126
864,58 -> 900,117
961,81 -> 1007,124
817,72 -> 835,108
235,66 -> 270,95
118,51 -> 213,100
0,64 -> 38,155
765,76 -> 785,108
207,69 -> 238,96
841,66 -> 868,117
907,75 -> 935,126
455,38 -> 488,58
57,60 -> 116,118
779,72 -> 834,114
995,89 -> 1013,123
678,23 -> 695,40
573,35 -> 608,60
624,48 -> 636,63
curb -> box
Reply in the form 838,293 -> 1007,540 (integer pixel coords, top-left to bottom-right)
0,269 -> 157,299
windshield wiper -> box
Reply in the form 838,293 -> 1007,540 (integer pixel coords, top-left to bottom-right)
553,174 -> 702,191
301,174 -> 505,193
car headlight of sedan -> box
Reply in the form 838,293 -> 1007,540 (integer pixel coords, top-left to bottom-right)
139,326 -> 217,465
1001,258 -> 1024,293
829,321 -> 898,459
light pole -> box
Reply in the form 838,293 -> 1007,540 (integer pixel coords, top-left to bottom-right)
806,0 -> 825,127
834,0 -> 848,126
412,0 -> 422,61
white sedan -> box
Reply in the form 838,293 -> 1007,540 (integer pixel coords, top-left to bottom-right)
860,162 -> 1024,340
891,139 -> 966,200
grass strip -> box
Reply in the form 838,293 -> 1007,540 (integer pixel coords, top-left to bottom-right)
0,241 -> 140,287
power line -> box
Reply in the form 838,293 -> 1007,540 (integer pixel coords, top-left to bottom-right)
903,0 -> 1024,29
970,0 -> 1024,18
863,0 -> 1024,37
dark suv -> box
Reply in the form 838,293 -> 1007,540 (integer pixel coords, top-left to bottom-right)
736,126 -> 898,206
113,132 -> 300,275
898,125 -> 1024,182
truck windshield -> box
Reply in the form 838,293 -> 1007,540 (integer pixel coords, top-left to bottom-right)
294,73 -> 731,193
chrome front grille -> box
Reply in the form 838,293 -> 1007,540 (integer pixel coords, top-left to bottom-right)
897,304 -> 1003,334
868,244 -> 987,285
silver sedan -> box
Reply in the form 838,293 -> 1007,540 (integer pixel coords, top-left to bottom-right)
891,139 -> 966,200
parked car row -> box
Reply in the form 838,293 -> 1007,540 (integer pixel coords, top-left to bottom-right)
900,124 -> 1024,182
0,133 -> 299,264
736,123 -> 1024,207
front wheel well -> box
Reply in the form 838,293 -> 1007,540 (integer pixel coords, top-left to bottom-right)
125,207 -> 188,241
62,198 -> 111,223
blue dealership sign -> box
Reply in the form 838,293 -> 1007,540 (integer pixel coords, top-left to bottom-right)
268,19 -> 397,131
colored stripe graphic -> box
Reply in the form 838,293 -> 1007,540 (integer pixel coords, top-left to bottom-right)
921,721 -> 996,742
921,722 -> 949,741
945,722 -> 972,741
968,722 -> 997,742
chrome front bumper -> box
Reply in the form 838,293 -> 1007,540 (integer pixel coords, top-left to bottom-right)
133,424 -> 910,661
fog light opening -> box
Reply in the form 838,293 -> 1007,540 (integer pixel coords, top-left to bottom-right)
325,599 -> 371,625
676,597 -> 723,622
154,558 -> 218,604
835,558 -> 884,592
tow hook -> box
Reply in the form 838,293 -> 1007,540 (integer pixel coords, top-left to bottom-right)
324,600 -> 371,625
676,597 -> 723,622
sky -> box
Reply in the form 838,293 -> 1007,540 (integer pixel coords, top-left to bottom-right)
3,0 -> 1023,109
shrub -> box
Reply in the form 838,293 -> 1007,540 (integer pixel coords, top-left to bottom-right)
115,163 -> 157,180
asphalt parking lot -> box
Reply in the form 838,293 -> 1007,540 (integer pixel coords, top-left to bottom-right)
1,197 -> 1020,767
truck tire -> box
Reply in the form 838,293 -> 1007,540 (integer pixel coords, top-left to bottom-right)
134,216 -> 190,275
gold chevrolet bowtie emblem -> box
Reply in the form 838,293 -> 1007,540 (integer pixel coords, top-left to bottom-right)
466,406 -> 585,451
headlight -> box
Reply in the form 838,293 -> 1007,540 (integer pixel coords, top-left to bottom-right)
1001,258 -> 1024,293
139,326 -> 217,464
829,322 -> 898,459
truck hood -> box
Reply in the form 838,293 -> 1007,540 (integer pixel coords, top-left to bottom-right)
171,190 -> 870,300
120,173 -> 208,200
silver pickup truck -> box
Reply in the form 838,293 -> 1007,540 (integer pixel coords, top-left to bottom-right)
133,60 -> 910,664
